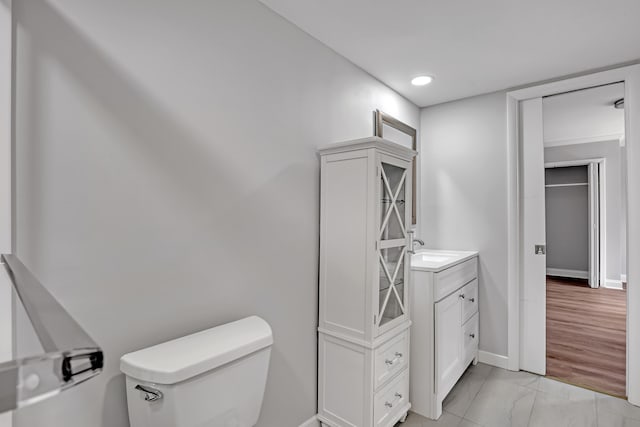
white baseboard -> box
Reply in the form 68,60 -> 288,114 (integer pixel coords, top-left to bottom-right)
299,414 -> 320,427
478,351 -> 509,370
622,274 -> 627,282
546,268 -> 588,280
603,280 -> 624,290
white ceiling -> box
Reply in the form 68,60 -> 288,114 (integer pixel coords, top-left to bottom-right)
543,83 -> 624,146
259,0 -> 640,107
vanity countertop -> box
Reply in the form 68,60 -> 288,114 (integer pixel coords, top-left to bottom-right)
410,249 -> 479,273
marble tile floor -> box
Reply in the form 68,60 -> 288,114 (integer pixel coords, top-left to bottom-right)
396,363 -> 640,427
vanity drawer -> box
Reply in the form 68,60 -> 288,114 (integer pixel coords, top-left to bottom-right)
373,369 -> 409,427
461,279 -> 479,323
434,257 -> 478,302
462,313 -> 479,364
374,331 -> 409,390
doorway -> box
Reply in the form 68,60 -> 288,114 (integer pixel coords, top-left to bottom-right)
507,65 -> 640,405
544,160 -> 603,288
544,161 -> 627,396
541,84 -> 628,396
546,276 -> 626,396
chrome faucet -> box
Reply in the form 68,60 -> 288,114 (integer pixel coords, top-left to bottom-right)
408,233 -> 425,254
413,238 -> 425,250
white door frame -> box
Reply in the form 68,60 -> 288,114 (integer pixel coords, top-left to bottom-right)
507,64 -> 640,404
0,1 -> 13,426
0,0 -> 11,251
587,162 -> 600,288
544,157 -> 607,287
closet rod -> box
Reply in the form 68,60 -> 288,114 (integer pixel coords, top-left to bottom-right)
545,183 -> 588,188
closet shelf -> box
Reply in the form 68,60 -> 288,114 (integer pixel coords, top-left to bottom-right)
545,183 -> 588,188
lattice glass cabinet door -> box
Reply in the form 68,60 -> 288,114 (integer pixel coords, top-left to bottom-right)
376,154 -> 411,334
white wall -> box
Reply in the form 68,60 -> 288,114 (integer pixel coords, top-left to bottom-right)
543,83 -> 625,145
0,0 -> 10,254
11,1 -> 419,426
544,167 -> 590,273
419,91 -> 508,357
0,0 -> 12,426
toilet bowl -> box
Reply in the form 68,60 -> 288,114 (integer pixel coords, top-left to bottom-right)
120,316 -> 273,427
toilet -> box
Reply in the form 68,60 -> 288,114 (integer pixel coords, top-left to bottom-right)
120,316 -> 273,427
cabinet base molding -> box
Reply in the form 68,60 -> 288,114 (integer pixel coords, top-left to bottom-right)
477,351 -> 509,370
318,404 -> 410,427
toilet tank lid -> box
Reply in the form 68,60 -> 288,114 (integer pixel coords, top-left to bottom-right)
120,316 -> 273,385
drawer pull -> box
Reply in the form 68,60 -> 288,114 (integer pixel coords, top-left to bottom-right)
459,294 -> 465,299
469,333 -> 475,339
384,392 -> 403,408
384,352 -> 403,366
469,297 -> 475,302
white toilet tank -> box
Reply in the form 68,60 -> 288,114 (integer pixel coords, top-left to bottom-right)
120,316 -> 273,427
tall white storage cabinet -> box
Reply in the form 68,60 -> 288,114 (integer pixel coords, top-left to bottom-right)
318,137 -> 417,427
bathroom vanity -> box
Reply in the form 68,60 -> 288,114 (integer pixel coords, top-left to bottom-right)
317,137 -> 416,427
409,250 -> 479,420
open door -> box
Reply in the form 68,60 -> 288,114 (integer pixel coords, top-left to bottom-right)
588,163 -> 600,288
519,97 -> 547,375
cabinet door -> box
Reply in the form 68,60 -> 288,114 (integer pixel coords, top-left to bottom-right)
375,154 -> 411,336
435,291 -> 463,399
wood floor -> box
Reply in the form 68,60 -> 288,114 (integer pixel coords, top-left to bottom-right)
546,276 -> 627,397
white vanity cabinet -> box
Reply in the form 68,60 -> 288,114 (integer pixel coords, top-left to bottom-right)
435,289 -> 465,396
410,251 -> 479,420
317,137 -> 417,427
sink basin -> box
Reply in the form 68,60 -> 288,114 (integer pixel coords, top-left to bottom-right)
411,249 -> 478,272
418,255 -> 452,263
416,253 -> 458,263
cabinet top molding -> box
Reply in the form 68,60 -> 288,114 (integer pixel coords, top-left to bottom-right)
318,136 -> 417,159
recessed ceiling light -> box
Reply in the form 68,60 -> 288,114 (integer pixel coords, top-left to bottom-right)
411,75 -> 433,86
